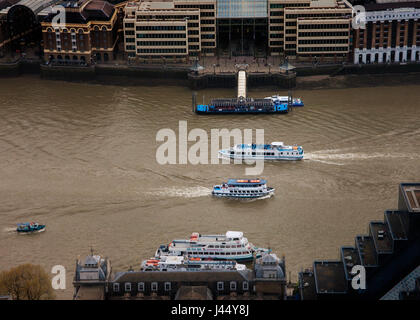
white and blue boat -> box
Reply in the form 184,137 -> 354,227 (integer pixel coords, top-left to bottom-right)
16,222 -> 46,234
212,179 -> 274,199
141,255 -> 246,272
219,141 -> 304,161
265,95 -> 304,107
155,231 -> 271,262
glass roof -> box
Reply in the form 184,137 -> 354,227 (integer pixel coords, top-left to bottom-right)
217,0 -> 268,19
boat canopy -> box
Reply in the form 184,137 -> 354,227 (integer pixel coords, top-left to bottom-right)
160,256 -> 184,264
226,231 -> 243,239
271,142 -> 284,146
227,179 -> 267,185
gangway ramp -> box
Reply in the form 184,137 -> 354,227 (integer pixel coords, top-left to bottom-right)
237,70 -> 247,99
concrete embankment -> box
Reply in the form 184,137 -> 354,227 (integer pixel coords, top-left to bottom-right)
296,72 -> 420,90
1,59 -> 420,90
0,60 -> 40,77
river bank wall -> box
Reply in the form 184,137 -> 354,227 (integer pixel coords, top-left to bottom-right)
1,59 -> 420,90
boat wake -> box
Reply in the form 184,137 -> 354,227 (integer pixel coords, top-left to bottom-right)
3,227 -> 16,233
305,151 -> 419,165
242,193 -> 274,202
147,186 -> 212,198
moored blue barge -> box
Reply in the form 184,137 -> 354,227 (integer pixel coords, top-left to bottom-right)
194,97 -> 289,114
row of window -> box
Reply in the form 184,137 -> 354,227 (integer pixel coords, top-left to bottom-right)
137,48 -> 187,53
270,41 -> 284,46
201,20 -> 216,25
298,39 -> 348,44
136,33 -> 186,38
298,31 -> 348,37
299,24 -> 349,29
299,46 -> 348,52
186,250 -> 249,255
136,15 -> 198,20
175,4 -> 215,10
134,26 -> 186,31
229,189 -> 265,194
200,12 -> 215,17
47,27 -> 104,33
113,281 -> 248,293
286,13 -> 350,19
270,19 -> 284,24
270,3 -> 309,8
137,41 -> 186,46
270,26 -> 284,31
208,244 -> 244,249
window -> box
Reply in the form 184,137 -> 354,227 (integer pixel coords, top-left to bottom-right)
138,282 -> 145,292
217,282 -> 224,291
242,281 -> 249,291
151,282 -> 158,291
113,283 -> 119,292
230,281 -> 237,291
164,282 -> 171,291
125,282 -> 131,292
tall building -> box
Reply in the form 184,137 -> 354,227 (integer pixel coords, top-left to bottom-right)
267,0 -> 353,61
299,182 -> 420,300
353,1 -> 420,64
123,0 -> 353,62
40,0 -> 119,64
123,0 -> 216,62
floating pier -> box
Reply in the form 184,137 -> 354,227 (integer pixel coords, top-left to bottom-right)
193,65 -> 289,114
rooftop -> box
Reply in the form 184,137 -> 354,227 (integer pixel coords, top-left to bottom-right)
356,235 -> 378,267
0,0 -> 19,10
341,246 -> 361,280
139,1 -> 175,10
299,271 -> 317,300
365,1 -> 420,11
309,0 -> 338,8
314,261 -> 348,294
40,0 -> 114,23
401,183 -> 420,213
227,179 -> 267,185
113,269 -> 252,283
174,286 -> 213,300
370,222 -> 393,254
385,211 -> 408,240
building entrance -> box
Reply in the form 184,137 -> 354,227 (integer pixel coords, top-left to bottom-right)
217,18 -> 267,57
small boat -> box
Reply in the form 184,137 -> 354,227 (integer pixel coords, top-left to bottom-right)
264,95 -> 304,107
16,222 -> 46,234
155,231 -> 271,262
219,141 -> 304,161
140,255 -> 246,272
212,179 -> 274,199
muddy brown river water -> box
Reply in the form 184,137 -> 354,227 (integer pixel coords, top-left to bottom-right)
0,76 -> 419,298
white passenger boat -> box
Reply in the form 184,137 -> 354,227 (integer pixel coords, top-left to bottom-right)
265,95 -> 304,107
141,255 -> 246,272
155,231 -> 270,262
219,142 -> 304,161
212,179 -> 274,199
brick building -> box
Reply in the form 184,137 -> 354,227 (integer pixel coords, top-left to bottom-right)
40,0 -> 119,64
